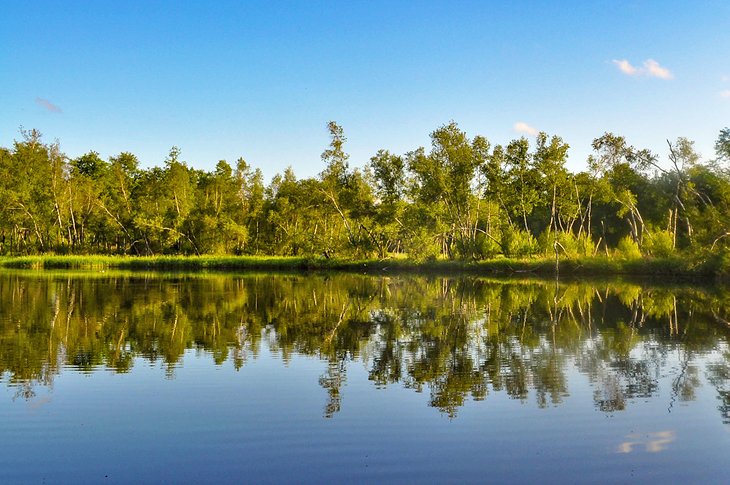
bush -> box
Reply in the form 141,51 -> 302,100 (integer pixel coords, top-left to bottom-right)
615,236 -> 642,259
539,231 -> 595,258
454,232 -> 501,260
698,246 -> 730,276
502,227 -> 538,257
644,230 -> 675,258
577,234 -> 596,256
405,230 -> 441,262
480,234 -> 502,259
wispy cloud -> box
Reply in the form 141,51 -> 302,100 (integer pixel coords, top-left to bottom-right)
612,59 -> 673,79
613,59 -> 638,76
513,121 -> 538,137
35,97 -> 62,113
643,59 -> 673,79
720,90 -> 730,99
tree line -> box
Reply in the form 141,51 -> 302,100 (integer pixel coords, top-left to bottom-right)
1,123 -> 729,259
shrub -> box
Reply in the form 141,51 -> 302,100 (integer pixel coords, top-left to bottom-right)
502,227 -> 538,257
405,230 -> 441,262
539,231 -> 595,258
616,236 -> 642,259
454,232 -> 502,260
644,230 -> 675,258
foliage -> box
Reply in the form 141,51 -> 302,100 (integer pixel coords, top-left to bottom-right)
644,229 -> 675,258
1,125 -> 729,267
502,226 -> 538,257
616,236 -> 642,260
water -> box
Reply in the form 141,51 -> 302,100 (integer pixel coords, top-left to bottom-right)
0,271 -> 729,483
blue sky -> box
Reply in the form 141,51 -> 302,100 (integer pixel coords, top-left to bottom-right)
2,1 -> 729,180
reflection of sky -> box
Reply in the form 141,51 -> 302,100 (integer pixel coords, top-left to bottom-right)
1,343 -> 730,482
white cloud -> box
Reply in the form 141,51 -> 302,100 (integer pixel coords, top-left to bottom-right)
643,59 -> 673,79
720,90 -> 730,99
613,59 -> 639,76
612,58 -> 673,79
513,122 -> 538,136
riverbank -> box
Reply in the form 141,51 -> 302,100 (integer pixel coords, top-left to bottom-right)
0,254 -> 721,278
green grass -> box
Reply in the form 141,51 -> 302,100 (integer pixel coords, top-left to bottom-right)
0,253 -> 714,278
0,255 -> 315,271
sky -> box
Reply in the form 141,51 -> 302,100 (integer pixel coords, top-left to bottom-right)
1,0 -> 729,181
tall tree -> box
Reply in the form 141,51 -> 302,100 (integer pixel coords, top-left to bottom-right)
504,137 -> 538,233
590,133 -> 653,245
716,128 -> 730,164
69,151 -> 108,250
318,121 -> 375,256
369,149 -> 407,256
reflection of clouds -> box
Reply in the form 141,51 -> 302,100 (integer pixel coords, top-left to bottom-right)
617,430 -> 675,453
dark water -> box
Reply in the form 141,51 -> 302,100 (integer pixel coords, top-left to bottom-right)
1,271 -> 729,483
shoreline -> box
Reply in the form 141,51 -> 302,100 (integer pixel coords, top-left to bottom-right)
0,254 -> 719,280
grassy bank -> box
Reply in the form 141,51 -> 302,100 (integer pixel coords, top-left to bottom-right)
0,253 -> 719,278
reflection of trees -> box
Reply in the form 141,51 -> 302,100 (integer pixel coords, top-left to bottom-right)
319,359 -> 346,418
706,351 -> 730,424
0,272 -> 729,421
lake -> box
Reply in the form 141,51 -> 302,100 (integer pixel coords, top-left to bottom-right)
0,271 -> 729,483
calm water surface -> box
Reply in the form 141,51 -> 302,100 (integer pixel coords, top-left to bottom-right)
1,271 -> 729,483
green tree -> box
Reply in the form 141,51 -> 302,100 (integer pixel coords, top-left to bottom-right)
716,127 -> 730,164
407,122 -> 489,259
590,133 -> 654,247
68,151 -> 109,251
369,149 -> 408,256
504,137 -> 539,233
318,121 -> 376,257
